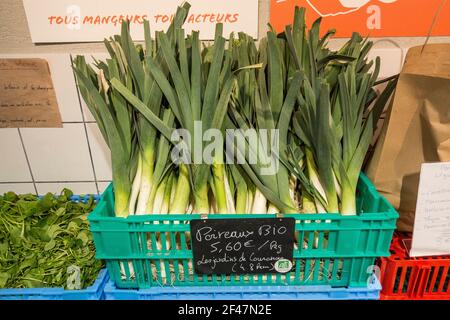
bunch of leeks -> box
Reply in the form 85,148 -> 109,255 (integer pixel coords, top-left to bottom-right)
74,4 -> 192,217
282,8 -> 396,215
73,4 -> 395,218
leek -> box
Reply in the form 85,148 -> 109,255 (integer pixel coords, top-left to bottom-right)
74,3 -> 397,219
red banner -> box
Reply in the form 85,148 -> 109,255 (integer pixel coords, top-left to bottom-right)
270,0 -> 450,37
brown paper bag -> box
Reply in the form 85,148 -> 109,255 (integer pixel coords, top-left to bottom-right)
366,43 -> 450,232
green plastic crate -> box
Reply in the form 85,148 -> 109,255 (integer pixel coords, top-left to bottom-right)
88,174 -> 398,289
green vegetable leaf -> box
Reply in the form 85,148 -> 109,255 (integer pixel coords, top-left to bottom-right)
38,193 -> 54,212
0,272 -> 10,288
44,240 -> 56,251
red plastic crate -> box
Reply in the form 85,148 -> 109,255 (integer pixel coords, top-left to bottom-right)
378,232 -> 450,300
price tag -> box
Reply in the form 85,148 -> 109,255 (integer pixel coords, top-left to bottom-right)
410,162 -> 450,257
190,218 -> 295,275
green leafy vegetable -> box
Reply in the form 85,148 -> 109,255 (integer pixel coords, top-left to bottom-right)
0,190 -> 103,289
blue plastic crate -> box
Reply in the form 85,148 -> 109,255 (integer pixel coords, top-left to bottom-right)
0,193 -> 105,300
70,195 -> 100,201
37,194 -> 100,202
0,269 -> 109,300
103,274 -> 381,300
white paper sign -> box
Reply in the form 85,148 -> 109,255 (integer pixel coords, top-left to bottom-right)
410,162 -> 450,257
22,0 -> 259,43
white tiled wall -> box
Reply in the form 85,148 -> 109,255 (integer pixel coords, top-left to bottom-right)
86,122 -> 112,181
35,182 -> 98,195
0,183 -> 36,194
0,53 -> 112,196
20,124 -> 95,181
0,128 -> 32,182
0,46 -> 408,196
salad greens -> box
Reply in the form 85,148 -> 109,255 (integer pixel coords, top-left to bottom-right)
0,190 -> 103,289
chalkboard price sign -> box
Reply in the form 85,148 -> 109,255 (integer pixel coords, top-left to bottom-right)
190,218 -> 295,275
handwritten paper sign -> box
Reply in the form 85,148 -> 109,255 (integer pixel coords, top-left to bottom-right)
270,0 -> 450,38
0,59 -> 62,128
22,0 -> 259,43
190,218 -> 295,275
410,162 -> 450,257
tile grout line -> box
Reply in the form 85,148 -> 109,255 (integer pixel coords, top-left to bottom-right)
0,181 -> 34,184
17,128 -> 38,195
0,180 -> 111,184
62,121 -> 96,124
0,180 -> 111,185
70,54 -> 101,195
